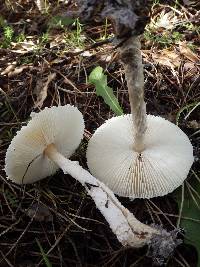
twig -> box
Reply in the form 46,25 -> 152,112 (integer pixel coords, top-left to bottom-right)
177,184 -> 184,228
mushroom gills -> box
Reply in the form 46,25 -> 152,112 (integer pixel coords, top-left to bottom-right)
87,114 -> 194,198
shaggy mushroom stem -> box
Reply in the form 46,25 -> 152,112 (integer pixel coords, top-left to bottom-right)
120,36 -> 147,152
44,143 -> 158,247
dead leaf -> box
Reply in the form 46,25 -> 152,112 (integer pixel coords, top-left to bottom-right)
50,34 -> 66,48
8,65 -> 33,77
151,49 -> 181,68
26,202 -> 52,222
187,120 -> 200,129
1,62 -> 33,77
34,72 -> 56,108
12,40 -> 36,54
50,58 -> 65,65
179,41 -> 200,63
146,47 -> 198,72
183,0 -> 197,6
35,0 -> 49,13
1,63 -> 16,75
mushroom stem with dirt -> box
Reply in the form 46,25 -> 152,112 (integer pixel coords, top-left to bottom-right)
121,36 -> 147,153
5,105 -> 173,251
86,17 -> 193,198
87,34 -> 194,198
44,143 -> 159,248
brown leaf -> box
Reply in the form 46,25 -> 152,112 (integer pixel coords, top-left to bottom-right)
179,41 -> 200,63
12,40 -> 36,54
34,72 -> 56,108
8,65 -> 33,77
151,49 -> 181,68
187,120 -> 200,129
182,0 -> 197,6
1,63 -> 32,77
1,63 -> 16,75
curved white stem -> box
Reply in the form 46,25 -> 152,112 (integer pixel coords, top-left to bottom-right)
45,144 -> 158,247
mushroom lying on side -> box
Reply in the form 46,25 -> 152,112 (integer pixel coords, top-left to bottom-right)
86,37 -> 194,198
5,105 -> 85,184
5,105 -> 167,249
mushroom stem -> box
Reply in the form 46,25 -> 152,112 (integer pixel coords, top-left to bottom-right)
44,143 -> 158,247
120,36 -> 147,152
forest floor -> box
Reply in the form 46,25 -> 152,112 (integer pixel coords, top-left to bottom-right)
0,0 -> 200,266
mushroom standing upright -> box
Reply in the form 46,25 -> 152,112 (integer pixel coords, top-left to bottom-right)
86,37 -> 194,198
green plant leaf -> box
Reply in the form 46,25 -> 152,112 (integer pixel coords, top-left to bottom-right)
89,66 -> 124,116
174,173 -> 200,266
36,239 -> 52,267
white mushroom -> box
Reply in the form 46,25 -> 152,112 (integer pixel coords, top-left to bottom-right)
87,37 -> 194,198
5,105 -> 84,184
87,114 -> 194,198
5,104 -> 181,255
4,105 -> 160,248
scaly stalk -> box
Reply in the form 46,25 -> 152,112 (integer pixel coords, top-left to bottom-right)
120,36 -> 147,152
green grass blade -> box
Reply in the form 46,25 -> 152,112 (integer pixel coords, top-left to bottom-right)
89,66 -> 124,116
173,172 -> 200,267
36,239 -> 52,267
176,102 -> 199,125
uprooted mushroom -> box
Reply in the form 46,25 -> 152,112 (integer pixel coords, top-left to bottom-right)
5,105 -> 180,263
87,37 -> 194,198
74,0 -> 194,198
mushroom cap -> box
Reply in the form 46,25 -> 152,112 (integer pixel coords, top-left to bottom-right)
87,114 -> 194,198
5,105 -> 84,184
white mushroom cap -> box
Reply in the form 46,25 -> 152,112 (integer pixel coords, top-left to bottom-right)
5,105 -> 84,184
87,114 -> 194,198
